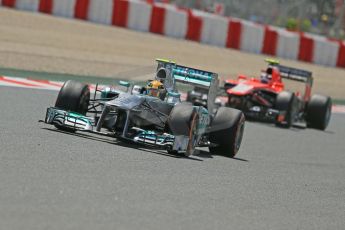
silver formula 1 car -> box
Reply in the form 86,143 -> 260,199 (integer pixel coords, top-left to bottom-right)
42,59 -> 245,157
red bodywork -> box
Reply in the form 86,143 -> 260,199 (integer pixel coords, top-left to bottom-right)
225,66 -> 311,103
221,63 -> 320,127
226,68 -> 284,96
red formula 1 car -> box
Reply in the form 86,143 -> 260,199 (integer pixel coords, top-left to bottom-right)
223,59 -> 332,130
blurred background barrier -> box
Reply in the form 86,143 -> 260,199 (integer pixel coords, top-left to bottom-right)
1,0 -> 345,68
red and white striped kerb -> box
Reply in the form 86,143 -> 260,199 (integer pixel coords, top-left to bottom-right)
1,0 -> 345,68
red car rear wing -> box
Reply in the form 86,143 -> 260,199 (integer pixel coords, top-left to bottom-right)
278,65 -> 313,102
278,65 -> 313,84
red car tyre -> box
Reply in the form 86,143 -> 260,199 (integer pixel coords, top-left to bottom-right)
275,91 -> 296,128
306,94 -> 332,130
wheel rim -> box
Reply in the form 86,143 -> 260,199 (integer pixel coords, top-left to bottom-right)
186,113 -> 198,156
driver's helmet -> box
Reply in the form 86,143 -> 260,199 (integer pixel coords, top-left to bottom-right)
260,67 -> 273,84
146,80 -> 166,100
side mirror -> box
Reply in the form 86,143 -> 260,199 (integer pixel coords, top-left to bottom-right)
119,80 -> 130,88
238,74 -> 247,80
165,91 -> 181,104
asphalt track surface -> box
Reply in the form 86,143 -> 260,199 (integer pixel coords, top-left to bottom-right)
1,86 -> 345,230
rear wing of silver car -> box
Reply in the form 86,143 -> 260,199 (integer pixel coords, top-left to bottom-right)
172,65 -> 215,88
155,58 -> 219,112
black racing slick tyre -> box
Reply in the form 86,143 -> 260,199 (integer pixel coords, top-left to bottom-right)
55,80 -> 90,114
275,91 -> 295,128
306,94 -> 332,130
209,107 -> 245,158
168,103 -> 195,136
167,103 -> 198,156
54,80 -> 90,131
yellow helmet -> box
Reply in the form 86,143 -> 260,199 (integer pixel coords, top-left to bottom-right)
146,80 -> 165,98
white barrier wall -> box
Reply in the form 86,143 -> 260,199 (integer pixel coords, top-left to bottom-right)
127,0 -> 151,32
313,36 -> 339,66
88,0 -> 114,25
164,6 -> 187,39
15,0 -> 39,11
276,29 -> 300,60
240,21 -> 264,53
2,0 -> 344,68
195,11 -> 228,47
52,0 -> 76,18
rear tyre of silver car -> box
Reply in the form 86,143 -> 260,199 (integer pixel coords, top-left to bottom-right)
306,94 -> 332,130
275,91 -> 295,128
168,103 -> 198,157
54,80 -> 90,131
209,107 -> 245,158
